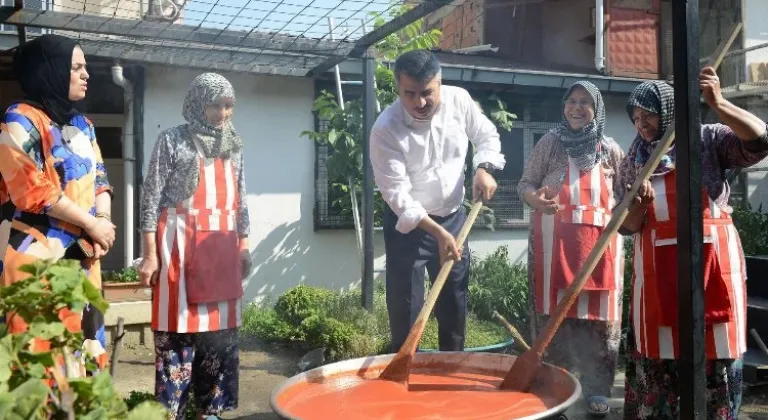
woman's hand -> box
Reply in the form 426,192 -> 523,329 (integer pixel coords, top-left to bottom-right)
700,66 -> 723,109
84,216 -> 115,250
621,180 -> 654,234
631,180 -> 655,207
138,256 -> 159,287
525,186 -> 559,214
93,243 -> 109,259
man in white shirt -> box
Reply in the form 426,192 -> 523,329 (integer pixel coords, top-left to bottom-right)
370,50 -> 505,352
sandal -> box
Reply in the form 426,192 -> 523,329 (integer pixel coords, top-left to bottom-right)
586,395 -> 610,417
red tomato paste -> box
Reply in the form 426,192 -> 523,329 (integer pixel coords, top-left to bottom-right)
275,370 -> 559,420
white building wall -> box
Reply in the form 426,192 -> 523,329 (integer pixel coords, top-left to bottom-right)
604,92 -> 639,150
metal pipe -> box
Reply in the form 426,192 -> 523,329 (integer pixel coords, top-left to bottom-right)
594,0 -> 605,74
360,20 -> 381,114
671,0 -> 706,417
111,62 -> 136,269
131,66 -> 145,259
361,53 -> 376,312
328,17 -> 345,110
14,0 -> 25,45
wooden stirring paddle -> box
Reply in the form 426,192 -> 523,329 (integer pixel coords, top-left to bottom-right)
498,22 -> 743,392
493,310 -> 530,351
378,200 -> 485,386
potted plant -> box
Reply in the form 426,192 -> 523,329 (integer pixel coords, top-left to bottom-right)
102,266 -> 151,303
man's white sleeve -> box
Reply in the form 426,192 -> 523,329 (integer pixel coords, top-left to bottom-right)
370,127 -> 427,234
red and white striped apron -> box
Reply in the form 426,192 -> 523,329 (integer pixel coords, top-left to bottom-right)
151,138 -> 243,333
532,157 -> 623,322
631,171 -> 746,360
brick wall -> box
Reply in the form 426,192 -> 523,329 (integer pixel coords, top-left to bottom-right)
432,0 -> 485,50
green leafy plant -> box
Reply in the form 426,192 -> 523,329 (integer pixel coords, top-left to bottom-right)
302,3 -> 516,228
102,267 -> 138,284
123,390 -> 196,420
274,285 -> 335,325
466,246 -> 531,341
242,281 -> 510,363
732,202 -> 768,255
369,3 -> 442,61
0,259 -> 166,419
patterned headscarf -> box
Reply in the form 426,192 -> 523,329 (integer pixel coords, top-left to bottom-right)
552,81 -> 606,172
624,80 -> 676,176
182,72 -> 242,159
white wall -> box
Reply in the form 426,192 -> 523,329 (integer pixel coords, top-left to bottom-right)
604,92 -> 638,150
743,0 -> 768,81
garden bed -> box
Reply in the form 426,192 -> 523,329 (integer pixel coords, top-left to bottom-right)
240,246 -> 531,364
102,267 -> 151,303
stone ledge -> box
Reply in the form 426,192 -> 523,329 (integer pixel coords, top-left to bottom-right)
105,301 -> 151,326
104,301 -> 153,349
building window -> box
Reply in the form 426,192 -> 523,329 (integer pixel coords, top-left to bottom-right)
0,0 -> 47,34
94,126 -> 123,159
479,113 -> 558,228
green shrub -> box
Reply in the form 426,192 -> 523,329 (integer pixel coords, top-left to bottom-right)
732,202 -> 768,255
300,315 -> 356,360
102,267 -> 139,284
123,390 -> 196,420
241,283 -> 510,363
274,285 -> 334,325
467,246 -> 531,341
241,305 -> 302,344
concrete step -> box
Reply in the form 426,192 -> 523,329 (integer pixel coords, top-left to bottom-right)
103,300 -> 154,350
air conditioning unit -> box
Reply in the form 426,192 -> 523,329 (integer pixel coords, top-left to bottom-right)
144,0 -> 184,22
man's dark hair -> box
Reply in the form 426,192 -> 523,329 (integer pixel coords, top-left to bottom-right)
393,49 -> 441,84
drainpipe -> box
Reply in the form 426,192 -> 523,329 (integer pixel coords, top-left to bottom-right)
111,62 -> 135,269
595,0 -> 606,74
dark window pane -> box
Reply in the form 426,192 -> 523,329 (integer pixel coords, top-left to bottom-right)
498,127 -> 524,181
94,127 -> 123,159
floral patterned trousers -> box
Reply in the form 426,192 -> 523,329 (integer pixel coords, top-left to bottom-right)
154,329 -> 239,419
623,326 -> 744,420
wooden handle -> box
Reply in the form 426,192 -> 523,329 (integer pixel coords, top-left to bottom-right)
399,200 -> 484,355
529,22 -> 742,355
493,310 -> 530,351
709,23 -> 743,69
